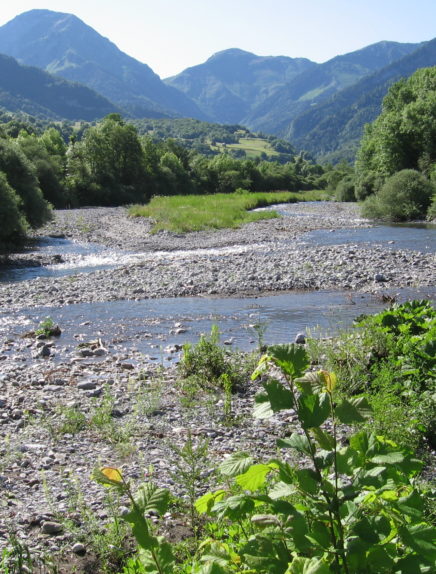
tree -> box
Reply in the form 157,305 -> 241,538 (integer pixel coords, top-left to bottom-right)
67,115 -> 151,206
355,67 -> 436,193
0,138 -> 51,227
0,171 -> 28,252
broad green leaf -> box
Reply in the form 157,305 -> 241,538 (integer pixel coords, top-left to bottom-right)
294,371 -> 324,394
263,379 -> 294,412
336,446 -> 359,475
349,431 -> 369,456
320,370 -> 337,393
195,490 -> 227,514
133,483 -> 170,516
371,451 -> 405,465
219,452 -> 253,477
398,523 -> 436,564
268,481 -> 297,500
365,547 -> 394,571
212,494 -> 255,520
277,433 -> 312,456
296,468 -> 319,495
335,397 -> 372,424
311,427 -> 335,451
304,521 -> 331,549
137,537 -> 175,572
253,393 -> 273,419
268,344 -> 309,379
286,556 -> 330,574
236,464 -> 272,491
298,392 -> 330,429
396,490 -> 424,520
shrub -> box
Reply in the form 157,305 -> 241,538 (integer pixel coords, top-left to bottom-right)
0,171 -> 28,252
335,175 -> 356,201
361,169 -> 434,221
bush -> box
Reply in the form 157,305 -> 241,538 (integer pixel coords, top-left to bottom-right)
335,175 -> 356,201
0,171 -> 28,252
361,169 -> 434,221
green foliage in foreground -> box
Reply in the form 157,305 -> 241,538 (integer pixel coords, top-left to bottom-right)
308,300 -> 436,450
95,344 -> 435,573
129,190 -> 326,233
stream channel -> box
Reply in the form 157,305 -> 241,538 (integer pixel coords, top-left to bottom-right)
1,211 -> 435,362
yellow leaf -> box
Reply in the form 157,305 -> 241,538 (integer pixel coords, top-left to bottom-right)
101,467 -> 123,484
319,370 -> 337,392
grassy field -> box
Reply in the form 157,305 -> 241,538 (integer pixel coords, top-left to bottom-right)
129,190 -> 326,233
213,137 -> 279,158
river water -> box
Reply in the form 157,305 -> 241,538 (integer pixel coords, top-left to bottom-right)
1,214 -> 435,360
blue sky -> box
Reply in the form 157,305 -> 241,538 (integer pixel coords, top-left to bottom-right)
1,1 -> 435,78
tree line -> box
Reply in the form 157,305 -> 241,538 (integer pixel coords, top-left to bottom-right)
0,113 -> 334,253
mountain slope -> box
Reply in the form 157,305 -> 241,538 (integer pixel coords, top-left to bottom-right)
165,48 -> 315,123
289,38 -> 436,161
0,9 -> 206,119
0,52 -> 118,120
244,41 -> 422,136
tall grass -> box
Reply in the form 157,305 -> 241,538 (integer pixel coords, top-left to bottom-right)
129,190 -> 327,233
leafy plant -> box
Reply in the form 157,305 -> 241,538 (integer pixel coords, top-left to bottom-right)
35,316 -> 60,337
195,344 -> 435,573
93,467 -> 175,574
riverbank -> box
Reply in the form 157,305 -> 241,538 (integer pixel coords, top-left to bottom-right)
0,202 -> 434,573
0,202 -> 434,310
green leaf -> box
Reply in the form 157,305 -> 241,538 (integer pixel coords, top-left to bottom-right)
253,393 -> 274,419
396,490 -> 424,520
219,452 -> 253,477
212,494 -> 255,520
133,483 -> 170,516
286,556 -> 330,574
263,379 -> 294,412
336,446 -> 359,475
137,537 -> 175,572
195,490 -> 227,514
370,451 -> 405,465
294,371 -> 325,394
304,521 -> 331,549
398,523 -> 436,564
311,427 -> 335,451
268,344 -> 309,379
268,481 -> 297,500
349,431 -> 369,456
365,546 -> 394,571
277,433 -> 312,456
335,396 -> 372,424
236,464 -> 272,491
298,392 -> 330,429
296,468 -> 319,495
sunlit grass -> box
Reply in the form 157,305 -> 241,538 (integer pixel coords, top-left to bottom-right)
129,190 -> 328,233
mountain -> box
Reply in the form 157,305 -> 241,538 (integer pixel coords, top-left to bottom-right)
288,38 -> 436,161
0,52 -> 118,120
243,41 -> 422,136
0,9 -> 206,119
165,48 -> 315,124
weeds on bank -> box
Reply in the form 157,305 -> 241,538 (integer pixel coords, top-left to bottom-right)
306,300 -> 436,450
94,342 -> 435,573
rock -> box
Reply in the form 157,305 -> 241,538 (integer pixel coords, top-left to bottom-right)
77,380 -> 97,390
374,273 -> 387,282
72,542 -> 86,556
41,521 -> 64,535
295,333 -> 306,344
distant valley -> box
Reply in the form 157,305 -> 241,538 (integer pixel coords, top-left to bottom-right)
0,9 -> 434,160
